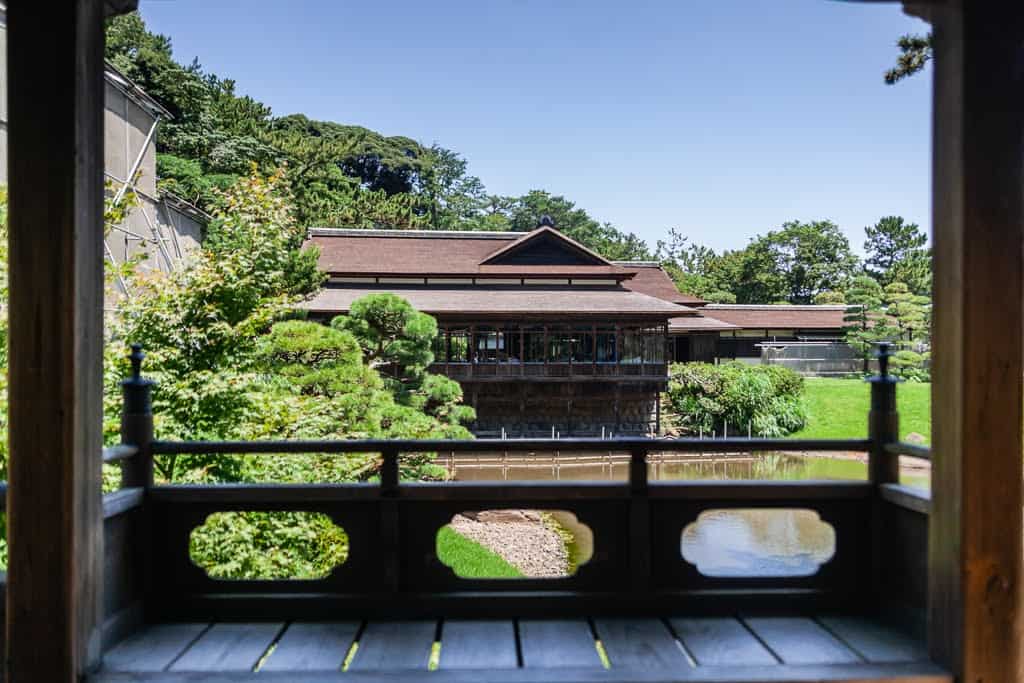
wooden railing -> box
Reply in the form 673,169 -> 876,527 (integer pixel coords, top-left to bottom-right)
0,343 -> 932,647
430,362 -> 668,381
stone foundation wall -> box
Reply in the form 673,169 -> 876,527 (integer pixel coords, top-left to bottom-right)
465,381 -> 660,437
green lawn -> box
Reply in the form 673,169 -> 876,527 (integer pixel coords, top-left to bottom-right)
435,526 -> 523,578
792,378 -> 931,443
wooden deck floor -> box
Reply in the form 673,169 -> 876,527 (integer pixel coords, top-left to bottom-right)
91,615 -> 949,682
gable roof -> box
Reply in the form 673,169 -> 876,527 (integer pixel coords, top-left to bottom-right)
306,228 -> 634,278
479,227 -> 614,266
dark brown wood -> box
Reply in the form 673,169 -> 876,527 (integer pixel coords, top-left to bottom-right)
6,1 -> 107,679
743,617 -> 860,665
518,620 -> 601,668
867,345 -> 899,485
668,617 -> 776,666
928,2 -> 1024,680
438,619 -> 517,670
260,622 -> 358,672
169,623 -> 282,672
592,618 -> 688,670
347,621 -> 436,671
149,437 -> 873,456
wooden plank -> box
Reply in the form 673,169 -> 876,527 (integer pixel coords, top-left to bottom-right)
87,660 -> 954,683
518,619 -> 600,668
438,619 -> 517,670
346,621 -> 436,671
669,617 -> 776,666
169,623 -> 282,672
260,622 -> 359,672
6,1 -> 108,680
103,624 -> 209,672
744,617 -> 861,665
593,618 -> 689,670
928,4 -> 1024,681
818,616 -> 927,663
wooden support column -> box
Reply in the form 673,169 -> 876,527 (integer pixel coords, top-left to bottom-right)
6,1 -> 108,679
927,2 -> 1024,679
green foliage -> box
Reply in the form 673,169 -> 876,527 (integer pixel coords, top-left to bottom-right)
332,294 -> 475,429
843,275 -> 887,371
741,221 -> 859,304
883,282 -> 930,381
436,526 -> 522,578
814,290 -> 846,305
864,216 -> 930,295
106,13 -> 653,263
659,223 -> 860,304
885,33 -> 932,85
665,363 -> 807,438
190,511 -> 349,580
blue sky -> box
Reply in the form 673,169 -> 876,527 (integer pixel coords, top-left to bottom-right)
140,0 -> 931,254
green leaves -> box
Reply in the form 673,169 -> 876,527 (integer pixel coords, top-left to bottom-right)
666,363 -> 807,438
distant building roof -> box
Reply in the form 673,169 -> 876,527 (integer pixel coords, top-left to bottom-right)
304,285 -> 694,317
668,314 -> 738,332
307,228 -> 638,279
613,262 -> 706,305
702,304 -> 846,330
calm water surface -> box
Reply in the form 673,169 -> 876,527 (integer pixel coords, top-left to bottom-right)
442,450 -> 928,577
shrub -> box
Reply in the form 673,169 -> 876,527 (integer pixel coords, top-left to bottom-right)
665,362 -> 807,437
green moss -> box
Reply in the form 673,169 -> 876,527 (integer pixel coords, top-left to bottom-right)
435,526 -> 523,578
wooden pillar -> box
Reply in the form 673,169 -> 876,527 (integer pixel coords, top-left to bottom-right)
519,325 -> 525,377
927,2 -> 1024,679
6,1 -> 108,679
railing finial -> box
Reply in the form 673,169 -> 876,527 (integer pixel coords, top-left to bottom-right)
129,343 -> 145,382
875,341 -> 895,378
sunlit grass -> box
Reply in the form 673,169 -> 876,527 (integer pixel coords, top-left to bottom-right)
435,526 -> 522,578
792,378 -> 930,444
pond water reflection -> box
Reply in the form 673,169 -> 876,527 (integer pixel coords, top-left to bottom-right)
681,508 -> 835,577
441,450 -> 928,579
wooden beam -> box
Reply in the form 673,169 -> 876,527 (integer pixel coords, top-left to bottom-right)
928,2 -> 1024,679
6,1 -> 107,680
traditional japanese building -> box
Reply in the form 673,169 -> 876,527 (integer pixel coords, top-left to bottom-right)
303,221 -> 702,436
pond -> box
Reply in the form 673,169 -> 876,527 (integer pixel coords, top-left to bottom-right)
439,450 -> 929,578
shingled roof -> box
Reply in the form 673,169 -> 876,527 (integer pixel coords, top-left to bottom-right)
305,286 -> 694,317
613,262 -> 706,305
702,304 -> 846,329
306,228 -> 636,279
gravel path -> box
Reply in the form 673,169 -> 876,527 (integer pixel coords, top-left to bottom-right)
449,510 -> 569,577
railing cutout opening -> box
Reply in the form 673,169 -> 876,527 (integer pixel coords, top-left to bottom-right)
189,511 -> 348,580
437,510 -> 593,579
681,508 -> 835,578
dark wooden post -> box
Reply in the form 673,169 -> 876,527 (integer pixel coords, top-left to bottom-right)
927,1 -> 1024,678
379,447 -> 401,593
6,1 -> 110,679
519,325 -> 525,377
120,345 -> 155,489
628,447 -> 650,592
867,342 -> 899,485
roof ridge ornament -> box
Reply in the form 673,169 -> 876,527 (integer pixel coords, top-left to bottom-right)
538,215 -> 556,229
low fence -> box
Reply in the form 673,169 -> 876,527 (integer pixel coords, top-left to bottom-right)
759,341 -> 868,377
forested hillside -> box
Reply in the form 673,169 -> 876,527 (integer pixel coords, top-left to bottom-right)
106,12 -> 930,306
104,12 -> 652,261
